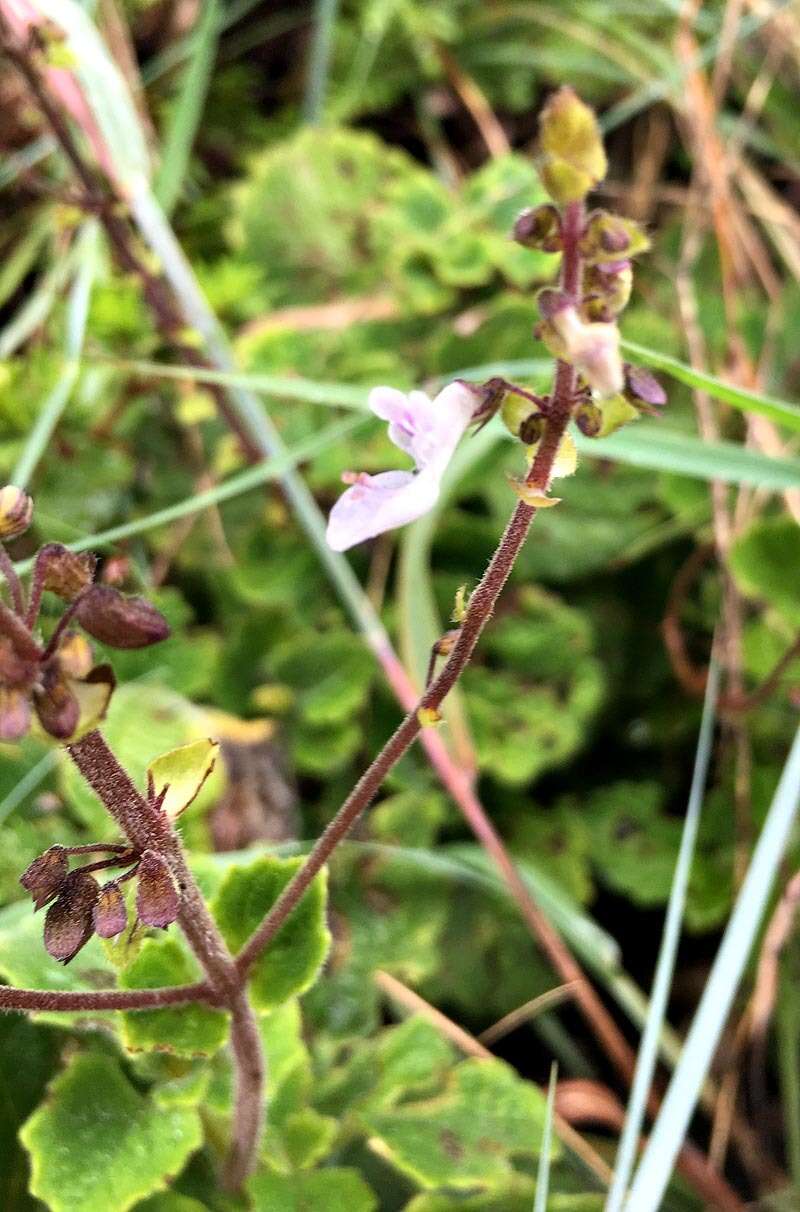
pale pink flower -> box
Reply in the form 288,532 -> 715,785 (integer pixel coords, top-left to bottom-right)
326,383 -> 476,552
552,305 -> 624,399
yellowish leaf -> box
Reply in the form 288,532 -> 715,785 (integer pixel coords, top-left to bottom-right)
148,738 -> 219,821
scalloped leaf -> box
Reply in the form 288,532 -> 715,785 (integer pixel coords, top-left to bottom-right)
20,1052 -> 202,1212
362,1058 -> 555,1189
119,937 -> 228,1057
247,1168 -> 377,1212
211,856 -> 330,1011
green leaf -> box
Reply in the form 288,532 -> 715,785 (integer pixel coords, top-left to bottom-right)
729,516 -> 800,624
247,1168 -> 377,1212
362,1058 -> 555,1189
147,739 -> 219,822
212,856 -> 330,1010
120,937 -> 228,1057
133,1196 -> 210,1212
20,1052 -> 202,1212
0,899 -> 118,1030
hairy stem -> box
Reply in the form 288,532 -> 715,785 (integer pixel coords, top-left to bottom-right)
0,980 -> 217,1013
0,545 -> 25,617
66,730 -> 263,1186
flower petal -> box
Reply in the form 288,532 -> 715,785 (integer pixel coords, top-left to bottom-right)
326,469 -> 441,552
368,382 -> 475,471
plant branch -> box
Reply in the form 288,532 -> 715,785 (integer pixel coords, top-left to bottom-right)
0,980 -> 217,1013
66,729 -> 264,1186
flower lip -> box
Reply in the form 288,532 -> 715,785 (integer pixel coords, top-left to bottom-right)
325,382 -> 477,552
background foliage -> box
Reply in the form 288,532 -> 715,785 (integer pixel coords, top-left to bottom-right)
2,0 -> 800,1208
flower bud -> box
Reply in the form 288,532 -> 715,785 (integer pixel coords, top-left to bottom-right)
537,87 -> 607,204
583,260 -> 633,319
33,670 -> 80,740
44,872 -> 99,963
624,364 -> 667,407
575,400 -> 603,437
519,413 -> 545,445
75,586 -> 170,650
0,486 -> 33,540
0,687 -> 31,741
36,543 -> 96,600
93,881 -> 128,938
579,212 -> 650,266
20,845 -> 68,910
512,204 -> 562,252
136,850 -> 180,928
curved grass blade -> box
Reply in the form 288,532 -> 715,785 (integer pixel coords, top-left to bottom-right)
626,723 -> 800,1210
12,221 -> 100,489
13,414 -> 368,573
534,1063 -> 558,1212
605,659 -> 719,1212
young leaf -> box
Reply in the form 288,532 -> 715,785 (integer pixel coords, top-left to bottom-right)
20,1051 -> 202,1212
247,1168 -> 377,1212
211,856 -> 330,1011
120,937 -> 228,1058
147,739 -> 219,822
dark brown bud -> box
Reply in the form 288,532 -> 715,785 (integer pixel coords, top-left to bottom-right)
44,872 -> 99,963
93,881 -> 128,938
0,486 -> 33,540
512,204 -> 562,252
575,400 -> 603,437
136,850 -> 180,928
36,544 -> 96,601
624,364 -> 667,407
519,414 -> 545,445
536,288 -> 570,321
0,687 -> 31,741
33,668 -> 79,740
75,587 -> 170,650
20,845 -> 68,910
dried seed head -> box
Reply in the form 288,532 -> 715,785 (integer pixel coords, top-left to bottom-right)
36,543 -> 96,600
20,845 -> 68,910
75,586 -> 170,650
0,485 -> 33,540
44,872 -> 99,963
574,400 -> 603,438
136,850 -> 180,928
93,881 -> 128,938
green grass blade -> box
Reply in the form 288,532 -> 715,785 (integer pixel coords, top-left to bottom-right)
154,0 -> 221,215
92,356 -> 800,488
12,222 -> 100,489
14,414 -> 367,574
0,237 -> 83,359
626,724 -> 800,1210
620,338 -> 800,431
304,0 -> 340,123
605,659 -> 719,1212
534,1062 -> 558,1212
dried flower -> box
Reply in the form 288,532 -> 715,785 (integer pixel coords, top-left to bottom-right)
326,383 -> 477,551
75,586 -> 171,649
44,872 -> 99,964
36,544 -> 96,600
20,845 -> 68,910
136,850 -> 181,928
